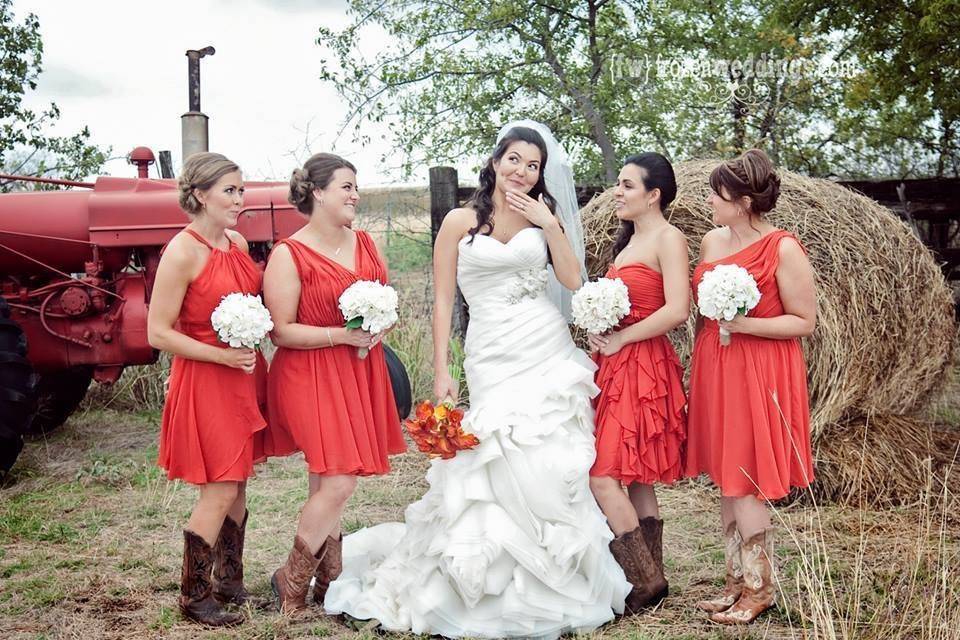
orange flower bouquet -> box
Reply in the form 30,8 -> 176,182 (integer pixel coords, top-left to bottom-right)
404,401 -> 479,459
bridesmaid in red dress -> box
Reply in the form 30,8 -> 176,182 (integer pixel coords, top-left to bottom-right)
264,153 -> 406,613
148,152 -> 269,626
685,149 -> 816,624
586,153 -> 689,613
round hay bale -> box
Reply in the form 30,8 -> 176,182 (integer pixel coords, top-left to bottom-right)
579,160 -> 957,435
811,415 -> 960,507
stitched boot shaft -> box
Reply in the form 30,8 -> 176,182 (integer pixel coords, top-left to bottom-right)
637,517 -> 667,595
609,526 -> 668,614
180,530 -> 244,627
272,535 -> 324,614
710,529 -> 776,624
213,511 -> 249,605
696,523 -> 744,613
312,534 -> 343,606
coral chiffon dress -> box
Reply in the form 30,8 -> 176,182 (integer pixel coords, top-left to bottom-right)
267,230 -> 405,475
157,229 -> 269,485
685,230 -> 814,499
590,262 -> 687,485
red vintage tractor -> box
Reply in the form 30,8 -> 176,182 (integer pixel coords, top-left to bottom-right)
0,148 -> 412,474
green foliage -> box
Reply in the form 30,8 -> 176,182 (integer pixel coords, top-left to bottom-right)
319,0 -> 957,180
0,0 -> 107,190
385,231 -> 432,272
781,0 -> 960,177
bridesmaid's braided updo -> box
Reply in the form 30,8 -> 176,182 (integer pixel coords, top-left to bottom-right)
288,153 -> 357,215
709,149 -> 781,215
177,152 -> 240,216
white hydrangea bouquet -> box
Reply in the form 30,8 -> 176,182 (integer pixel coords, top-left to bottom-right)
696,264 -> 761,346
571,277 -> 631,335
338,280 -> 399,358
210,293 -> 274,371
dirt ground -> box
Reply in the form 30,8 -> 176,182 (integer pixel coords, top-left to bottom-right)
2,404 -> 957,640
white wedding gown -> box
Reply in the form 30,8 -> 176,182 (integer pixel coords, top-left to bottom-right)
324,228 -> 630,638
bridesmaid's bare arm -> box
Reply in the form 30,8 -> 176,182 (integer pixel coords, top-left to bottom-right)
263,243 -> 372,350
721,237 -> 816,339
147,234 -> 255,371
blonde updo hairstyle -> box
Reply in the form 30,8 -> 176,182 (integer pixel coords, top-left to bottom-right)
177,152 -> 241,216
709,148 -> 781,215
288,153 -> 357,215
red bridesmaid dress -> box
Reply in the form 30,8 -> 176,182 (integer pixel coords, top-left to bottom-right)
590,263 -> 687,485
157,229 -> 269,485
685,230 -> 814,499
267,230 -> 406,475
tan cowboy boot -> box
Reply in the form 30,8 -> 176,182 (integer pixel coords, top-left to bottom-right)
311,534 -> 343,606
637,517 -> 668,596
179,530 -> 244,626
609,526 -> 668,614
696,523 -> 744,613
212,511 -> 250,605
710,528 -> 776,624
271,535 -> 324,614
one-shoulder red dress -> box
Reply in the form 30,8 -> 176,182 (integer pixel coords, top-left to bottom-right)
267,230 -> 406,475
685,230 -> 815,499
157,229 -> 269,485
590,263 -> 687,485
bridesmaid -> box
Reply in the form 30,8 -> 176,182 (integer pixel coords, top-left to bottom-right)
587,153 -> 689,613
148,152 -> 269,626
263,152 -> 406,613
686,149 -> 816,624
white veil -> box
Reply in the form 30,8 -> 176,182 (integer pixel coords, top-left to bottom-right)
496,120 -> 587,321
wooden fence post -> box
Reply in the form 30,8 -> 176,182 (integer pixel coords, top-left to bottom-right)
429,166 -> 468,338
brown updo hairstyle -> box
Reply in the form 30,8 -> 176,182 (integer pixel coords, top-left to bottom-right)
288,153 -> 358,215
177,152 -> 241,216
709,149 -> 781,215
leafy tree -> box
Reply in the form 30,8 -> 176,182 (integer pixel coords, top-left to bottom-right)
318,0 -> 955,180
782,0 -> 959,177
0,0 -> 107,191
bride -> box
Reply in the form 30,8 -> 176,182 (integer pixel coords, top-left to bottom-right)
323,121 -> 630,637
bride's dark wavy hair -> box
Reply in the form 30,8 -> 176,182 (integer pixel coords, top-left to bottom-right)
466,126 -> 558,243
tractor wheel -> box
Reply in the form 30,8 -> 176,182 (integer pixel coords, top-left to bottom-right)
383,344 -> 412,420
0,299 -> 37,475
27,366 -> 94,435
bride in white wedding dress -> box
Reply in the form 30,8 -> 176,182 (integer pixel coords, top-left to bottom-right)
323,122 -> 630,638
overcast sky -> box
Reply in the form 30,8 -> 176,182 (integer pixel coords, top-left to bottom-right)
17,0 -> 445,186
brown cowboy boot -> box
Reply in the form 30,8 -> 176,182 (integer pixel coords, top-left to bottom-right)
212,511 -> 250,605
311,534 -> 343,606
179,530 -> 244,626
272,535 -> 324,614
637,517 -> 668,596
710,529 -> 776,624
696,523 -> 744,613
609,526 -> 668,614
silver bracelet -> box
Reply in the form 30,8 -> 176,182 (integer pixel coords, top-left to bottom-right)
326,328 -> 334,348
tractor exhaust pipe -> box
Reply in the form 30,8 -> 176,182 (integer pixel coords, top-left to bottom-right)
181,46 -> 215,163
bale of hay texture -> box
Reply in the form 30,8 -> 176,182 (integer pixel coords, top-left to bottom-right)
579,160 -> 956,435
810,415 -> 960,507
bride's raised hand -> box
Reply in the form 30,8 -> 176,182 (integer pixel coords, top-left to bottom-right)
505,191 -> 557,230
433,371 -> 459,405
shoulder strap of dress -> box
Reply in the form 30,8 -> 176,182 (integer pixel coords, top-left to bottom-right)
769,230 -> 806,255
183,228 -> 215,249
272,238 -> 307,279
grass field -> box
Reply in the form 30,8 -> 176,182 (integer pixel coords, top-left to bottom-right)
2,237 -> 959,640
